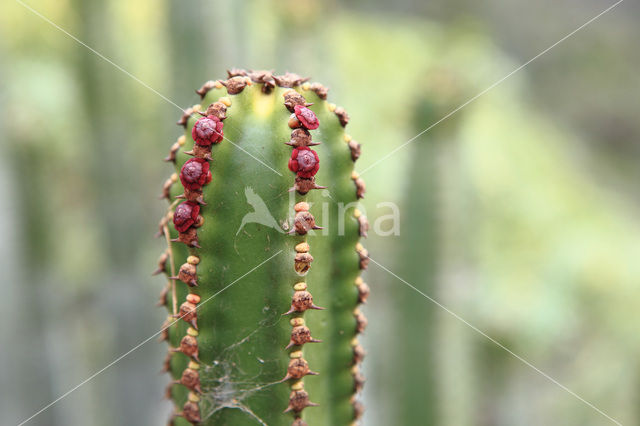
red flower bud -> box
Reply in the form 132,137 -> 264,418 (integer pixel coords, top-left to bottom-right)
173,201 -> 200,233
192,115 -> 224,146
180,158 -> 212,190
294,105 -> 319,130
288,147 -> 319,178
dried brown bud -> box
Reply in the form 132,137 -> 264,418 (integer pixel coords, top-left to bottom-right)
287,128 -> 319,148
160,176 -> 174,201
153,252 -> 169,276
348,139 -> 361,162
161,351 -> 172,373
164,141 -> 181,163
334,106 -> 350,127
274,72 -> 309,88
177,263 -> 198,287
294,252 -> 314,274
353,368 -> 365,393
172,227 -> 200,248
286,325 -> 320,348
294,211 -> 317,235
204,101 -> 227,120
353,344 -> 366,364
178,301 -> 198,328
291,176 -> 327,195
284,389 -> 318,413
357,281 -> 370,304
177,335 -> 199,360
222,76 -> 248,94
248,69 -> 275,93
309,82 -> 328,100
353,400 -> 365,419
355,312 -> 368,333
357,247 -> 369,270
178,188 -> 205,205
164,382 -> 173,400
357,214 -> 369,238
184,144 -> 213,161
182,401 -> 201,423
196,80 -> 217,99
355,177 -> 366,199
285,290 -> 324,314
284,357 -> 316,380
227,68 -> 248,78
284,90 -> 311,112
177,107 -> 194,127
179,368 -> 201,393
157,285 -> 168,306
159,316 -> 171,342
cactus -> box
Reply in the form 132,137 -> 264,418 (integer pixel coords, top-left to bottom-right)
154,70 -> 368,425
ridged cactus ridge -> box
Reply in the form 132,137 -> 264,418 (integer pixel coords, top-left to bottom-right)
154,69 -> 369,425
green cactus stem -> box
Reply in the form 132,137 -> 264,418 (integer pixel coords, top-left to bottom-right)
154,70 -> 368,426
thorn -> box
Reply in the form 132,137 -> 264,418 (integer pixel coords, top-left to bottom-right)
280,373 -> 293,382
310,338 -> 322,343
312,225 -> 323,230
152,268 -> 163,276
188,279 -> 199,287
282,308 -> 295,316
308,370 -> 319,375
168,276 -> 179,280
310,304 -> 325,310
183,149 -> 195,157
189,318 -> 198,330
307,141 -> 321,146
192,242 -> 201,249
285,341 -> 295,350
174,194 -> 185,199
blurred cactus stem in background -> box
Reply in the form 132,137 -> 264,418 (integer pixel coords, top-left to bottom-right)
393,68 -> 477,425
155,70 -> 369,425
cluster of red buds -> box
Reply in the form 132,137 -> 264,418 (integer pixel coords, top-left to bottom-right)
171,101 -> 227,248
284,90 -> 325,195
165,100 -> 229,425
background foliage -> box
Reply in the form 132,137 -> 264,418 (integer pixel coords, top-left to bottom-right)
1,0 -> 639,425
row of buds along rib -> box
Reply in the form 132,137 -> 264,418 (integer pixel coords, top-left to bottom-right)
283,89 -> 322,422
344,123 -> 368,424
165,95 -> 232,425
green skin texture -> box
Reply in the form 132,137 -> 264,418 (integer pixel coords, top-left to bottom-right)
161,82 -> 361,425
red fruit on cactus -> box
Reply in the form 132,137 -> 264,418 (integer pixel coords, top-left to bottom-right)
180,158 -> 212,190
288,147 -> 320,178
173,201 -> 200,232
294,105 -> 319,130
192,115 -> 224,146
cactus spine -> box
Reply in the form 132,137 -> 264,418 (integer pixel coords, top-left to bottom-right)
155,70 -> 368,425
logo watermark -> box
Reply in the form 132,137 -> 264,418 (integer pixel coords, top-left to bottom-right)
236,187 -> 400,237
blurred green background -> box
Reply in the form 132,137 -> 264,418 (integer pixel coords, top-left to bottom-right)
1,0 -> 639,425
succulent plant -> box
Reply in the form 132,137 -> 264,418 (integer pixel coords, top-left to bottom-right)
155,70 -> 368,425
